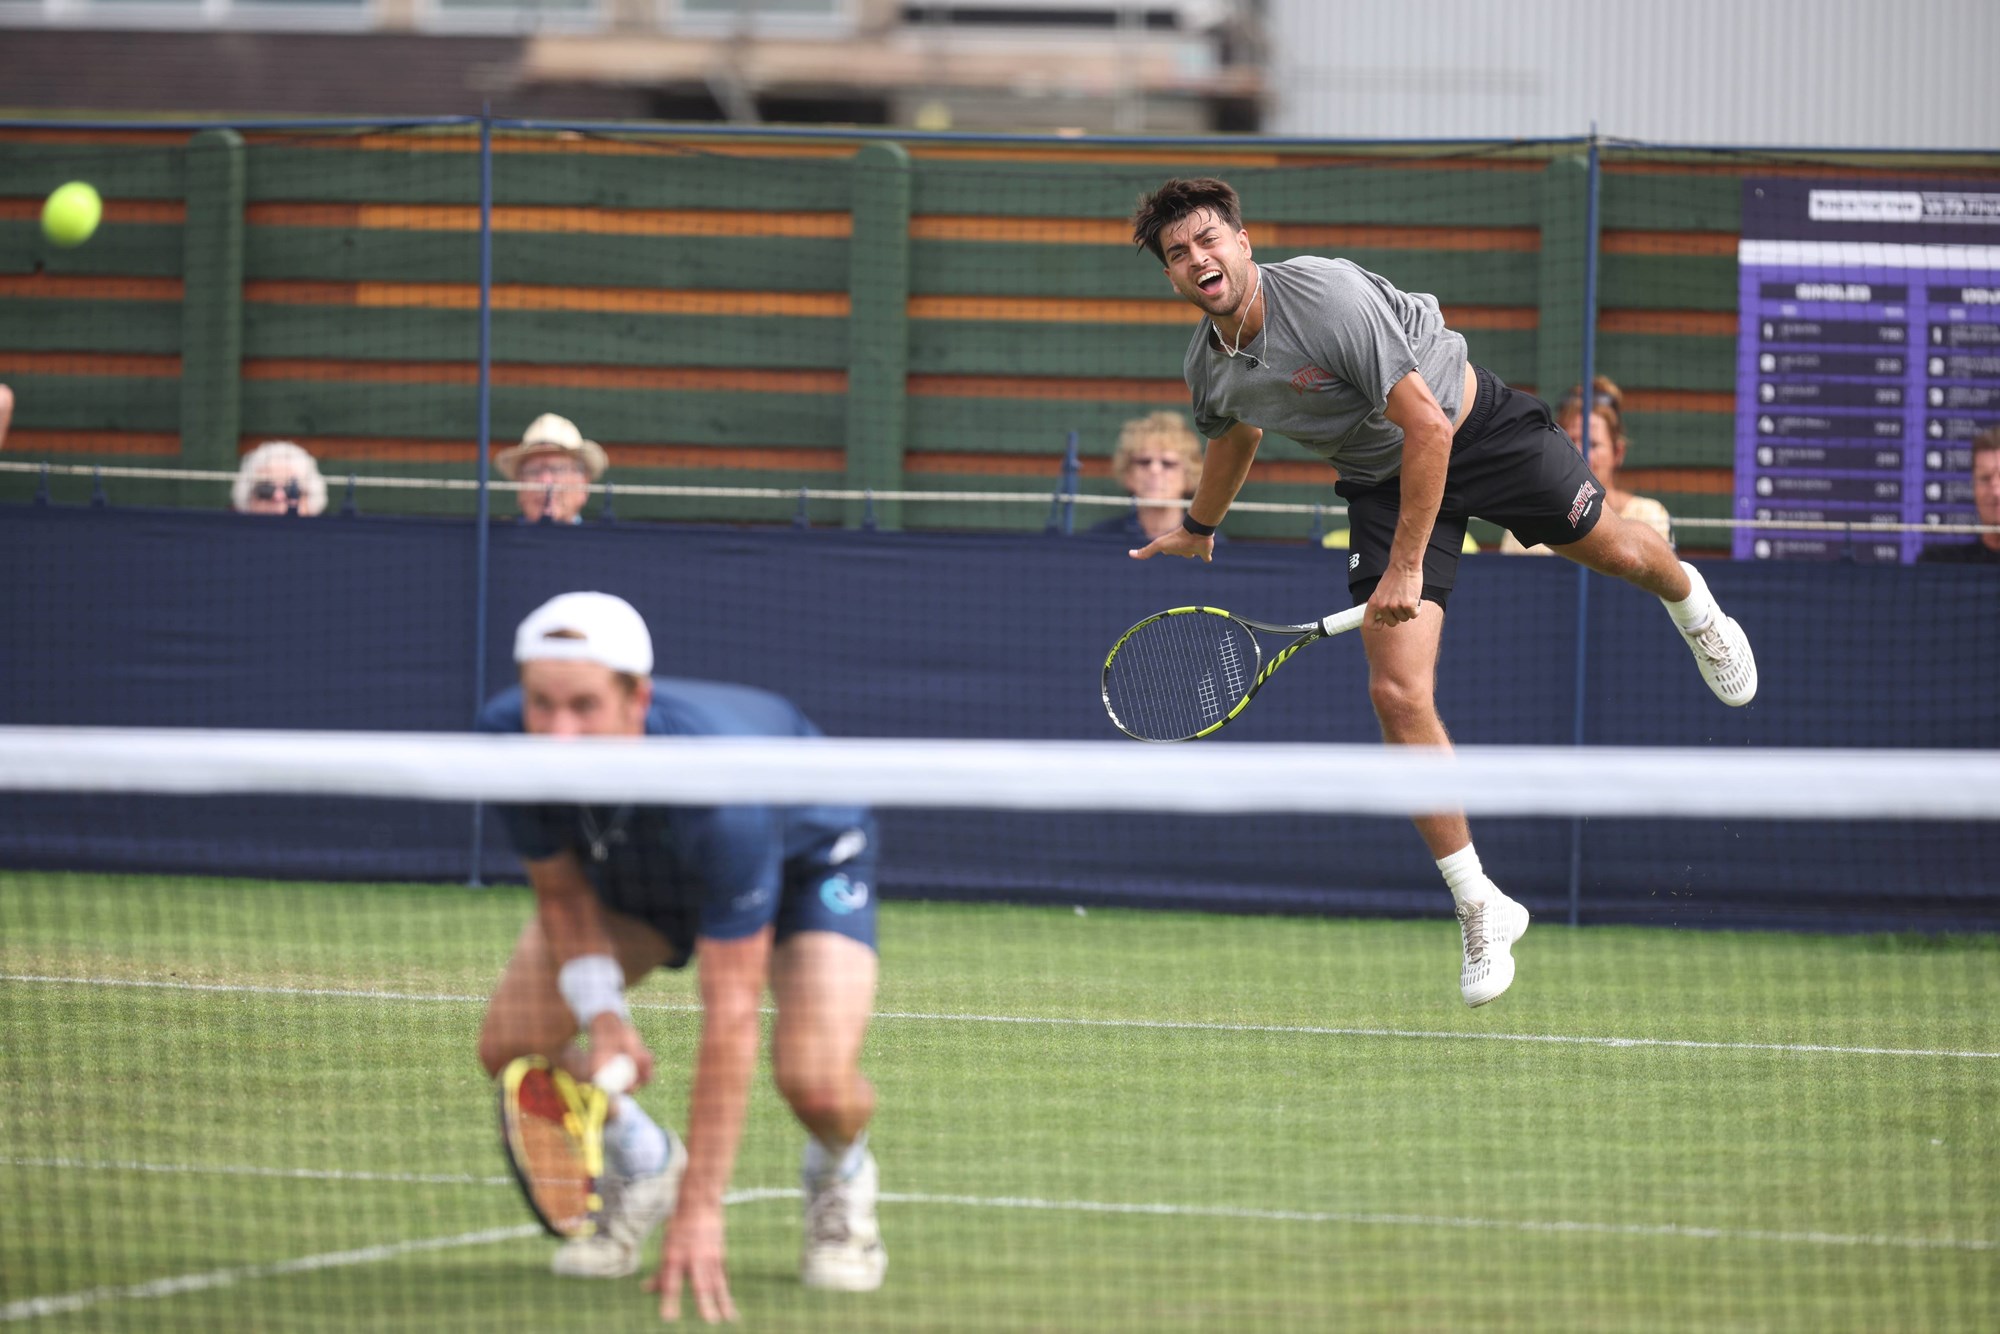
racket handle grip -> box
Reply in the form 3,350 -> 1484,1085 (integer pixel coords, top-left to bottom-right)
593,1053 -> 638,1095
1321,606 -> 1368,637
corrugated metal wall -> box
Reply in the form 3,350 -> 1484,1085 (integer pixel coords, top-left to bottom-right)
1268,0 -> 1998,149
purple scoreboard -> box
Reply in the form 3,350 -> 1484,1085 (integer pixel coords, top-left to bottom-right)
1734,180 -> 2000,562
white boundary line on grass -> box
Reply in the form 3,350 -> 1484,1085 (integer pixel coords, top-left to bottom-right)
0,1224 -> 543,1323
4,972 -> 1998,1061
0,1155 -> 1989,1323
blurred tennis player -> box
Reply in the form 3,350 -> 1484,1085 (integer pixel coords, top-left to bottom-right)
1126,177 -> 1757,1007
476,592 -> 885,1321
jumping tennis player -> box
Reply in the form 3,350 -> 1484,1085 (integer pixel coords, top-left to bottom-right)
475,592 -> 885,1321
1126,178 -> 1758,1008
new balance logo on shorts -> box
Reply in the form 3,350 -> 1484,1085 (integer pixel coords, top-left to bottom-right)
1567,479 -> 1600,528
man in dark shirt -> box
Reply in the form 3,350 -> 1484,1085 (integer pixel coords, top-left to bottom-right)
475,592 -> 885,1320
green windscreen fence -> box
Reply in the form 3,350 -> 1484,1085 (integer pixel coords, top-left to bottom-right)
14,126 -> 1992,547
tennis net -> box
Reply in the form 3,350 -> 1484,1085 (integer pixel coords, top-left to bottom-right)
2,727 -> 1997,1332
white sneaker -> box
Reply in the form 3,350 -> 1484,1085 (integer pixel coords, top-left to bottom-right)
1458,890 -> 1530,1008
800,1149 -> 886,1292
1682,612 -> 1758,707
551,1132 -> 686,1279
1674,562 -> 1758,707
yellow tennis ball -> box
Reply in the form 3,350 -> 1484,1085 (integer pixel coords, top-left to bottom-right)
42,181 -> 103,248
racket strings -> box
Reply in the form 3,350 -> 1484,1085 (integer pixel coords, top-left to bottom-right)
1104,614 -> 1261,741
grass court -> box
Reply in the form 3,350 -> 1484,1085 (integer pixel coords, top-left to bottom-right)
2,872 -> 1995,1331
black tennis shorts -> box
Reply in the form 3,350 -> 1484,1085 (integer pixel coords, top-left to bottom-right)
1337,365 -> 1605,611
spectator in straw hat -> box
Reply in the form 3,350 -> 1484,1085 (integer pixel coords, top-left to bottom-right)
498,413 -> 608,526
232,440 -> 328,517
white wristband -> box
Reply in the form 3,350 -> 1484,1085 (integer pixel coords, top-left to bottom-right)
557,954 -> 629,1028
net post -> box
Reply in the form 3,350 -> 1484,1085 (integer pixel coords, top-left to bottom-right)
794,486 -> 811,529
467,104 -> 496,890
33,461 -> 49,506
599,479 -> 617,525
340,474 -> 358,518
90,466 -> 107,508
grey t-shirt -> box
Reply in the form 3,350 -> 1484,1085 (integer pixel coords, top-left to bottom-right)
1185,256 -> 1468,488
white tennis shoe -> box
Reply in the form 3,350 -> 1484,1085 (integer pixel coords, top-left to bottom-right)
1458,890 -> 1531,1008
1674,562 -> 1758,707
801,1148 -> 887,1292
551,1132 -> 686,1279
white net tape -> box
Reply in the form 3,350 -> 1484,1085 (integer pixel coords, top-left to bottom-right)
1,727 -> 1996,820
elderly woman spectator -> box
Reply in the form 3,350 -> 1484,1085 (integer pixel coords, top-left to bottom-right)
1502,375 -> 1671,555
495,413 -> 607,525
1091,410 -> 1206,543
232,440 -> 328,516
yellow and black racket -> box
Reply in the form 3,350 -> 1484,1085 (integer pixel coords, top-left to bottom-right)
496,1054 -> 634,1238
1102,604 -> 1367,742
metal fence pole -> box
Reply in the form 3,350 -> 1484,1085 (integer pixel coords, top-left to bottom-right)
1566,129 -> 1604,928
468,106 -> 496,888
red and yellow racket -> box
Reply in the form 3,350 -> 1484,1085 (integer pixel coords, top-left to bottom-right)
496,1054 -> 634,1238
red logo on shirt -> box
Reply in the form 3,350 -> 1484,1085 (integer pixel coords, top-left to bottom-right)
1290,365 -> 1337,394
1567,479 -> 1600,528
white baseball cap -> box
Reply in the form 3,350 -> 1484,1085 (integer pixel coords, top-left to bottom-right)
514,592 -> 654,676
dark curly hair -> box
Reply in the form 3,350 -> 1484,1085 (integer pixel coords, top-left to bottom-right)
1131,178 -> 1244,264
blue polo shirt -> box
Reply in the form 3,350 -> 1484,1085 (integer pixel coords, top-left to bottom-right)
476,677 -> 873,943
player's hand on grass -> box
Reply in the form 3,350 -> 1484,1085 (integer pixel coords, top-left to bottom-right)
1128,528 -> 1214,563
586,1013 -> 656,1091
1368,566 -> 1424,627
647,1202 -> 736,1324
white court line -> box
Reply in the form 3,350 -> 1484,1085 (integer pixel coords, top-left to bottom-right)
3,1160 -> 1991,1270
5,972 -> 1998,1061
0,1224 -> 543,1323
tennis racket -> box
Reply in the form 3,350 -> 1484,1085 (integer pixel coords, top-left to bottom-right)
1102,604 -> 1368,742
497,1053 -> 637,1239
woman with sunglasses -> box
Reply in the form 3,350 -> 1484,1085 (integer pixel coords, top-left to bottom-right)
231,440 -> 328,517
1091,411 -> 1214,543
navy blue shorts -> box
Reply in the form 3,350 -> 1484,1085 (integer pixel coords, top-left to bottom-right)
601,825 -> 880,967
1337,365 -> 1605,611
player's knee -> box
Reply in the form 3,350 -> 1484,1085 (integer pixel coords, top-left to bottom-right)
774,1067 -> 857,1125
1368,672 -> 1435,731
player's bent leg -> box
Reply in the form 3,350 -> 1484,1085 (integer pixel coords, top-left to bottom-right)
1555,521 -> 1757,707
772,931 -> 885,1293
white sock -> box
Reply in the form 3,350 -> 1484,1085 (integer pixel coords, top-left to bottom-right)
1663,560 -> 1715,633
604,1095 -> 673,1179
803,1130 -> 869,1183
1437,845 -> 1496,908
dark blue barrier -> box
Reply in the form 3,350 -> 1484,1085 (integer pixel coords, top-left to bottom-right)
2,506 -> 1995,930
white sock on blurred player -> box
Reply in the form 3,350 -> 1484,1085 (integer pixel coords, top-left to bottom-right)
605,1095 -> 671,1179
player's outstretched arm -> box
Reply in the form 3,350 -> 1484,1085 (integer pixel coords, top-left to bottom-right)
1129,421 -> 1261,562
648,927 -> 772,1324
